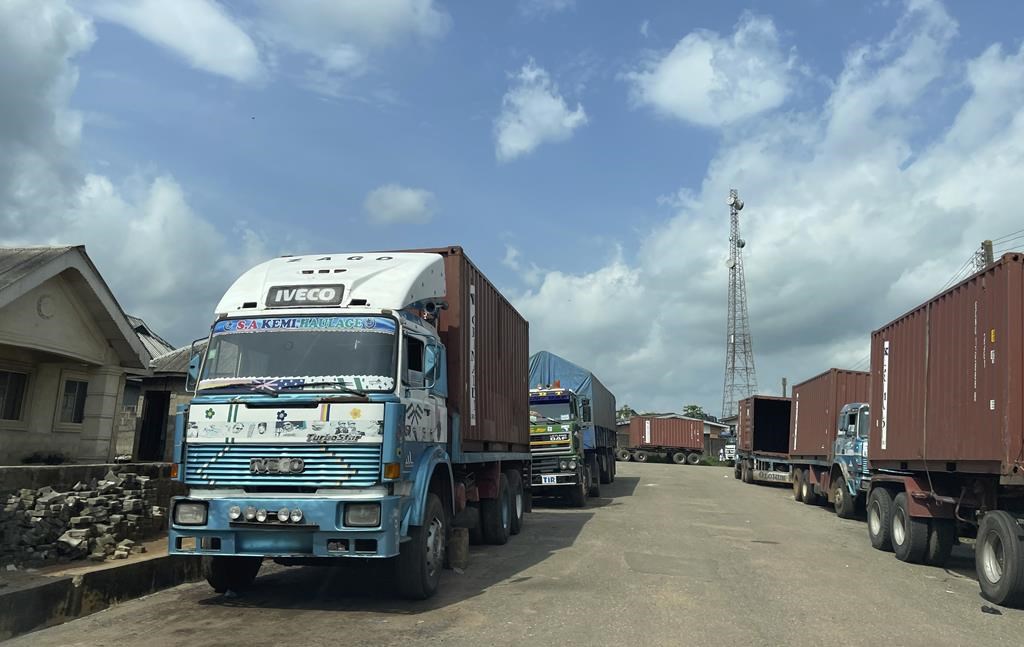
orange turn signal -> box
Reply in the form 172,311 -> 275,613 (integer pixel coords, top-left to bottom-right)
170,464 -> 179,479
384,463 -> 401,479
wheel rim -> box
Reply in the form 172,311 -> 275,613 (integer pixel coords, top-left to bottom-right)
981,529 -> 1005,584
802,480 -> 809,499
501,491 -> 510,529
835,485 -> 844,510
514,491 -> 523,520
425,515 -> 445,579
869,500 -> 882,535
893,508 -> 906,546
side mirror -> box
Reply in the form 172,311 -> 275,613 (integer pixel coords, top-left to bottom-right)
423,344 -> 438,389
184,337 -> 206,393
581,401 -> 592,423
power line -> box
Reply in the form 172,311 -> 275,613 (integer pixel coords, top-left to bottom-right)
940,255 -> 977,292
851,354 -> 870,371
993,228 -> 1024,243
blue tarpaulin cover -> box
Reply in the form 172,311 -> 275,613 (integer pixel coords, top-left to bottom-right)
529,351 -> 617,435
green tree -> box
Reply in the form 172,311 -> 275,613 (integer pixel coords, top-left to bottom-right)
682,404 -> 706,420
617,404 -> 637,419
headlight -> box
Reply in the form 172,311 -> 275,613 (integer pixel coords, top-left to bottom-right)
277,507 -> 290,522
256,508 -> 268,522
345,503 -> 381,527
290,509 -> 303,523
244,506 -> 257,521
559,460 -> 568,470
174,501 -> 207,526
228,505 -> 242,521
568,459 -> 577,470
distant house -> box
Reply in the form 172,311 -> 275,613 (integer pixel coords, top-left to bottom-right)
0,246 -> 151,464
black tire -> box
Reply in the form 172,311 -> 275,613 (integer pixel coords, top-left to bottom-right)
587,456 -> 601,497
633,451 -> 649,463
599,453 -> 612,484
742,462 -> 752,484
616,449 -> 631,462
397,493 -> 445,599
833,476 -> 856,519
567,466 -> 587,508
926,518 -> 956,566
203,556 -> 262,593
467,503 -> 483,545
800,471 -> 820,505
734,462 -> 741,480
481,473 -> 511,545
977,511 -> 1024,607
671,452 -> 687,465
610,451 -> 616,482
792,468 -> 803,501
686,452 -> 701,466
505,469 -> 525,536
892,492 -> 928,563
868,487 -> 894,551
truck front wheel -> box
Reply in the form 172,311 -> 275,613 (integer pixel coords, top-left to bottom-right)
481,473 -> 511,545
397,493 -> 445,600
567,468 -> 587,508
833,476 -> 856,519
977,511 -> 1024,606
204,556 -> 262,594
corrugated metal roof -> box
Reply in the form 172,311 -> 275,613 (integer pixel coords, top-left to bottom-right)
126,314 -> 176,358
0,246 -> 78,292
152,339 -> 207,375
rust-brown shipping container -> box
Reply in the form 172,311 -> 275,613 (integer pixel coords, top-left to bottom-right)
398,246 -> 530,454
869,252 -> 1024,479
738,395 -> 792,456
790,369 -> 871,459
628,416 -> 703,451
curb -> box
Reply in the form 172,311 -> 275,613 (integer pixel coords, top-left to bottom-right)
0,554 -> 203,641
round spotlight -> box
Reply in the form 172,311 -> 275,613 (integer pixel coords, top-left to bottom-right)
290,509 -> 303,523
244,506 -> 257,521
256,508 -> 268,522
277,507 -> 290,522
228,505 -> 242,521
568,459 -> 578,470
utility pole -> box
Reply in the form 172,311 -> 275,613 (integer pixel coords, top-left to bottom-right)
721,189 -> 758,420
975,240 -> 994,270
781,377 -> 787,397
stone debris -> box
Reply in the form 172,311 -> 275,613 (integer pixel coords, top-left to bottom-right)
0,471 -> 168,568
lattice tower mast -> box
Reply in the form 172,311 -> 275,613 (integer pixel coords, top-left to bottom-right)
721,189 -> 758,419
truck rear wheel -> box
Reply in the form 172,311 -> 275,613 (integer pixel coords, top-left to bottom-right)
926,518 -> 955,566
587,457 -> 601,497
977,511 -> 1024,606
504,469 -> 525,536
397,493 -> 445,599
734,462 -> 741,479
204,556 -> 262,593
892,492 -> 928,563
833,476 -> 856,519
800,471 -> 821,505
868,487 -> 894,551
671,452 -> 687,465
467,503 -> 483,545
599,453 -> 612,484
616,449 -> 631,462
633,451 -> 649,463
686,452 -> 701,466
481,473 -> 511,545
792,468 -> 803,501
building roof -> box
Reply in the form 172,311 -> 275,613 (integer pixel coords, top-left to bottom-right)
152,339 -> 207,375
127,315 -> 176,359
0,246 -> 151,369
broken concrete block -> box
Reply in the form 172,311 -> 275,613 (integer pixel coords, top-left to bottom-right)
70,516 -> 94,526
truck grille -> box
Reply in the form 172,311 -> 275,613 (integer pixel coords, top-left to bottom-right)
532,456 -> 565,472
530,443 -> 572,457
185,444 -> 381,488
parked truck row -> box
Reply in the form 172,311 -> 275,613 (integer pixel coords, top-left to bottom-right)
735,252 -> 1024,606
167,247 -> 619,600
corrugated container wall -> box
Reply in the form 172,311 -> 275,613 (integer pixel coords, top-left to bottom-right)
399,247 -> 530,454
628,417 -> 703,451
790,369 -> 870,458
738,396 -> 792,456
869,253 -> 1024,480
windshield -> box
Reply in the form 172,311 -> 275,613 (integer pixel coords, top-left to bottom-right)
198,315 -> 398,392
530,399 -> 574,423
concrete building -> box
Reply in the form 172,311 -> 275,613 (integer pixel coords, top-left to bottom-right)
0,246 -> 151,464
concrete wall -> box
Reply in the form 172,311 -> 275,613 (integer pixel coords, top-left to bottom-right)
114,377 -> 192,462
0,277 -> 129,465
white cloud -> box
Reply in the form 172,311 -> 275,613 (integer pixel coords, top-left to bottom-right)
364,184 -> 436,224
85,0 -> 265,83
0,0 -> 274,343
495,60 -> 588,162
640,19 -> 651,38
520,0 -> 576,18
512,0 -> 1024,415
254,0 -> 449,96
625,12 -> 795,127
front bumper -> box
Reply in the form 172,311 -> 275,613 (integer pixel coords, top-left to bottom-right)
168,495 -> 403,559
531,471 -> 578,487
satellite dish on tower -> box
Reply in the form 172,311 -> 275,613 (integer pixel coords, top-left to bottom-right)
726,258 -> 736,269
727,195 -> 744,210
737,238 -> 746,249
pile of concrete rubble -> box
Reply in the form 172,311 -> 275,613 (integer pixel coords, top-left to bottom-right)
1,471 -> 166,567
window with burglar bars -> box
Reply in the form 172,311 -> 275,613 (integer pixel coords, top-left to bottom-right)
60,379 -> 89,424
0,370 -> 28,420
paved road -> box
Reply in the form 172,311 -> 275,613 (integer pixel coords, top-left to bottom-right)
12,463 -> 1023,646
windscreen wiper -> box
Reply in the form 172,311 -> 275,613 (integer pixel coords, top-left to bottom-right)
200,381 -> 279,397
276,381 -> 367,397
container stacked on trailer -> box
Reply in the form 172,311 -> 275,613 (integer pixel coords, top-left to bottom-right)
624,416 -> 705,465
734,395 -> 792,483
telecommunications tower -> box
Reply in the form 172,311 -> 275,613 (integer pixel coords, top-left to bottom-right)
721,189 -> 758,420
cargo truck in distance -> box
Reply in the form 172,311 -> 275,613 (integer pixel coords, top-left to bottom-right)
623,416 -> 706,465
734,395 -> 793,484
786,369 -> 871,519
528,351 -> 617,506
864,252 -> 1024,607
168,247 -> 531,600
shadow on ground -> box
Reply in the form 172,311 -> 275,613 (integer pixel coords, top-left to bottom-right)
532,475 -> 640,510
190,475 -> 645,614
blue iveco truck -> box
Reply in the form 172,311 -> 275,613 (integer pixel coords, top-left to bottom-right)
169,247 -> 531,599
527,351 -> 617,506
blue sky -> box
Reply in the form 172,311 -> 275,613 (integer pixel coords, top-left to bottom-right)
4,0 -> 1024,414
